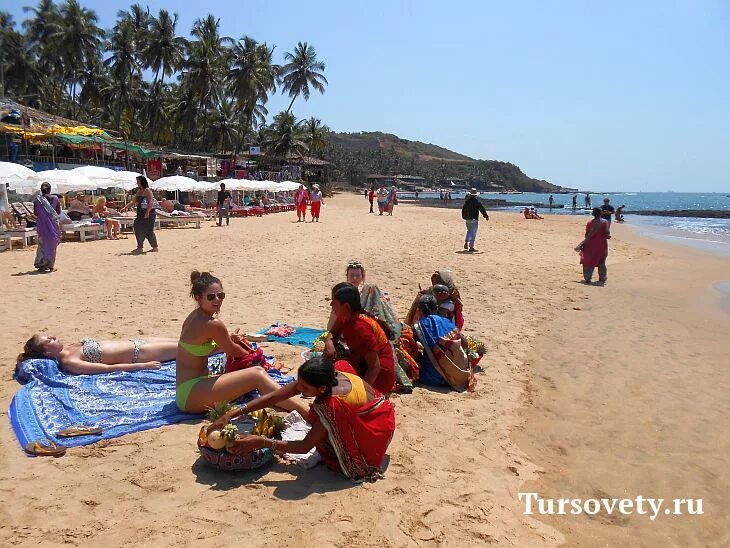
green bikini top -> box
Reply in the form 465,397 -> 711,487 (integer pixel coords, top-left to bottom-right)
179,339 -> 218,357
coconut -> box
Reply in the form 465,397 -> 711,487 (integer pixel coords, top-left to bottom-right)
207,429 -> 226,450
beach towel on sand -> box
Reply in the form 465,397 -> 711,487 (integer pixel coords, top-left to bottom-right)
10,354 -> 293,452
258,323 -> 325,348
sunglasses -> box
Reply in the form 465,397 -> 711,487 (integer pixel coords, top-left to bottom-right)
347,262 -> 363,269
205,292 -> 226,301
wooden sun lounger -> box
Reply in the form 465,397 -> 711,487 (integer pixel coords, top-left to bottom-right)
61,222 -> 104,242
108,215 -> 162,233
0,228 -> 37,251
156,211 -> 202,229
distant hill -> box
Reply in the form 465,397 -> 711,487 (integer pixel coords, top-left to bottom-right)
325,131 -> 572,193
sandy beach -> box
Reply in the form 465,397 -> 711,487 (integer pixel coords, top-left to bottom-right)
1,194 -> 727,546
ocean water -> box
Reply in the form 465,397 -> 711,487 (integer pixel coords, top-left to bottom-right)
401,191 -> 730,256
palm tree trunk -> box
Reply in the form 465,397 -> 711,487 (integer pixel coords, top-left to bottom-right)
285,94 -> 297,114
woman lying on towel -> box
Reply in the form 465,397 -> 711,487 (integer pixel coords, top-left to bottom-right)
412,295 -> 475,392
17,335 -> 178,375
212,355 -> 396,482
176,270 -> 308,415
324,283 -> 396,395
326,261 -> 419,391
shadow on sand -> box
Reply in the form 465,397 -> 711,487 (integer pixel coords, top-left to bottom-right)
191,457 -> 355,499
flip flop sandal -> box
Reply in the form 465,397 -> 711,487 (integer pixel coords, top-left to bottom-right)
57,425 -> 103,438
24,440 -> 67,457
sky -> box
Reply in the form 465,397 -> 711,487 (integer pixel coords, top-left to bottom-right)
5,0 -> 730,192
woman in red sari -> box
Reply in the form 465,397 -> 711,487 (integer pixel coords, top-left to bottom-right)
325,283 -> 396,394
576,207 -> 611,284
216,355 -> 396,482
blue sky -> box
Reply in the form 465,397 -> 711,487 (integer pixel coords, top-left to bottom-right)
6,1 -> 730,191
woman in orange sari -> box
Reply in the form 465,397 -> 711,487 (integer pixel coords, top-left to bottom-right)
325,283 -> 396,394
214,355 -> 396,482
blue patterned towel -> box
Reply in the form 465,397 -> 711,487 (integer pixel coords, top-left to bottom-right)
257,323 -> 325,348
9,354 -> 293,452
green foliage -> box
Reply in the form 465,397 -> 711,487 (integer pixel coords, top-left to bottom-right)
326,132 -> 561,192
2,0 -> 328,157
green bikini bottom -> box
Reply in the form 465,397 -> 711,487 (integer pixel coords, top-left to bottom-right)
176,376 -> 208,411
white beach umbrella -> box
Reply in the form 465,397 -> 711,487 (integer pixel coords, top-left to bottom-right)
36,169 -> 97,194
0,161 -> 42,191
222,178 -> 253,191
150,175 -> 198,192
70,166 -> 121,189
114,171 -> 149,191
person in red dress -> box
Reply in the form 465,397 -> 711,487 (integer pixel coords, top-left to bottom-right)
217,355 -> 396,482
294,184 -> 309,222
576,207 -> 611,285
325,283 -> 396,394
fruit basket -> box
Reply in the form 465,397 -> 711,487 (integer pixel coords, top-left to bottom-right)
197,407 -> 285,472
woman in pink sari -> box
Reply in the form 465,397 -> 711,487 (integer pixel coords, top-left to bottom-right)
32,182 -> 62,272
576,207 -> 611,284
215,355 -> 396,482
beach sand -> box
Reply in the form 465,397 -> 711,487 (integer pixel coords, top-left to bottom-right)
0,194 -> 726,546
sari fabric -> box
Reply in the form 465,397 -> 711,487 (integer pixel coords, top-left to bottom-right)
405,270 -> 465,330
33,194 -> 61,270
580,218 -> 609,268
358,284 -> 414,390
335,314 -> 396,395
309,392 -> 396,482
413,315 -> 474,392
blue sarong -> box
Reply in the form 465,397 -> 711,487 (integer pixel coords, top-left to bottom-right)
9,354 -> 293,452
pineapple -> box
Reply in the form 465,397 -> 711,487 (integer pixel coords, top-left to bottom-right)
206,401 -> 232,422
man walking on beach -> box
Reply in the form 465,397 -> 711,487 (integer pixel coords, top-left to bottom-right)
572,194 -> 578,210
549,194 -> 554,209
461,188 -> 489,253
601,198 -> 615,226
216,183 -> 231,226
585,193 -> 592,208
368,185 -> 375,213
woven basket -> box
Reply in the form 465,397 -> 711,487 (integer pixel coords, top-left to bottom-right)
197,416 -> 275,472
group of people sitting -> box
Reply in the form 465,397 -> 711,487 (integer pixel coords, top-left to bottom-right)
523,207 -> 544,220
17,264 -> 481,481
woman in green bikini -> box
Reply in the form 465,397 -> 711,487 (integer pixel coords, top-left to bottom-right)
176,270 -> 308,415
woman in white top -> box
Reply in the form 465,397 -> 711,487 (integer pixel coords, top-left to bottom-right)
310,184 -> 324,222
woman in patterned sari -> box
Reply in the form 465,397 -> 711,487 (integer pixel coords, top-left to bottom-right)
217,355 -> 396,482
326,262 -> 419,391
405,269 -> 465,330
412,295 -> 475,392
32,182 -> 62,272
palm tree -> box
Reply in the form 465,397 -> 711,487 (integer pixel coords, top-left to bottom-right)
180,15 -> 229,145
207,100 -> 240,154
280,41 -> 327,113
105,18 -> 138,130
145,10 -> 186,87
144,9 -> 186,142
227,36 -> 278,154
22,0 -> 61,104
46,0 -> 103,112
263,111 -> 307,158
302,117 -> 330,157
